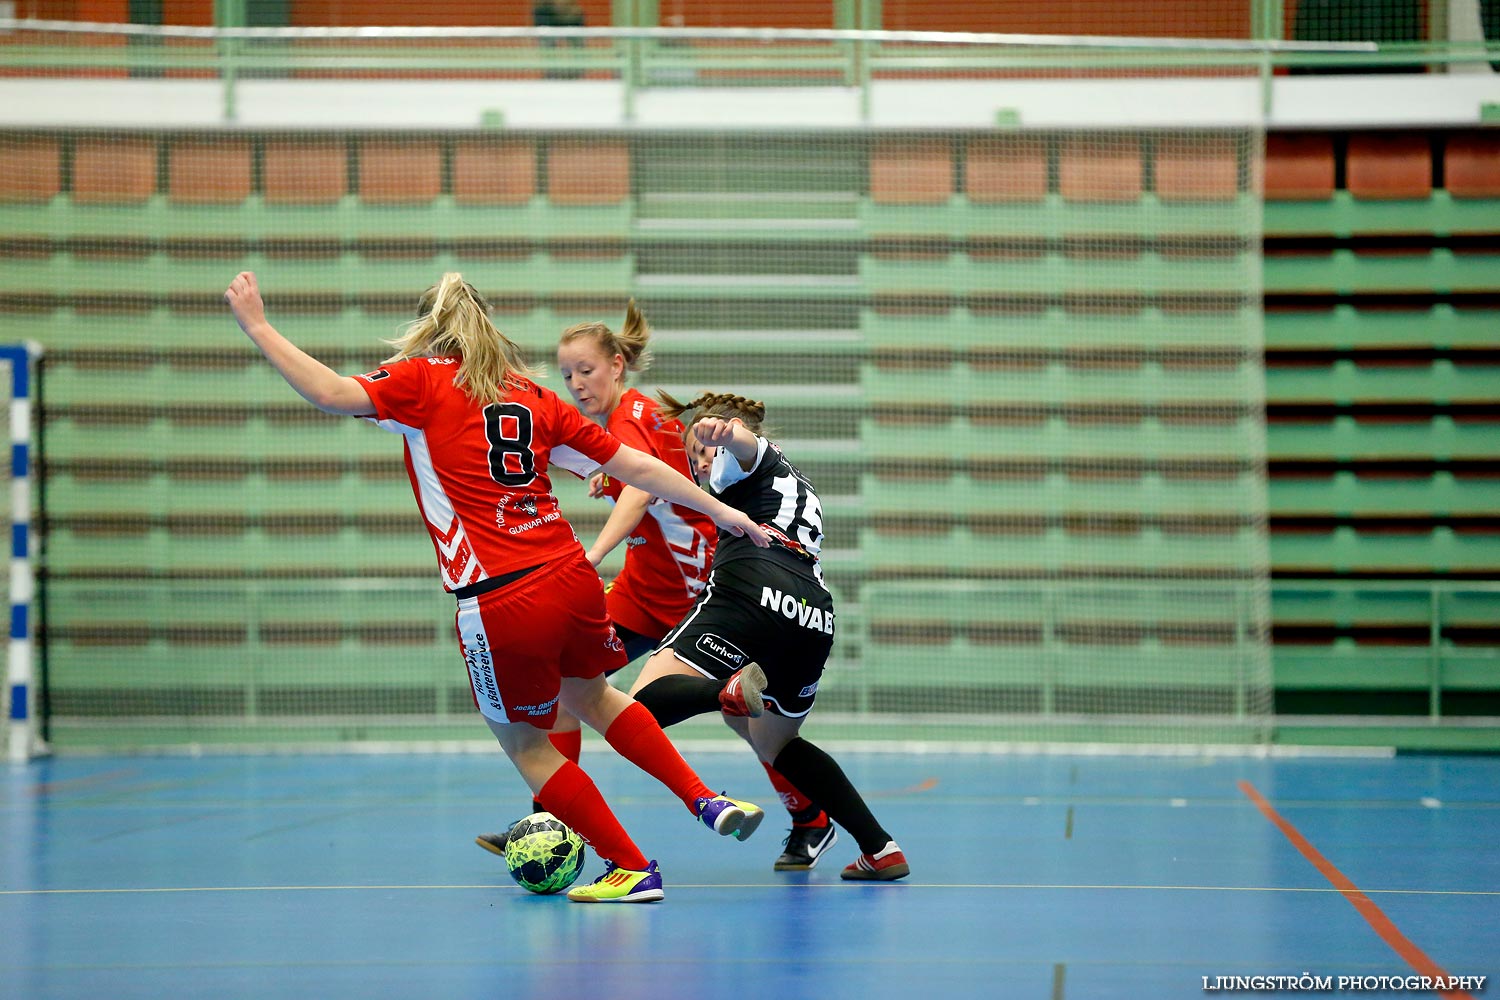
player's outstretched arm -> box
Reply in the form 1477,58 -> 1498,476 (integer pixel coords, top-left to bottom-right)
224,271 -> 376,417
600,447 -> 768,547
585,484 -> 653,567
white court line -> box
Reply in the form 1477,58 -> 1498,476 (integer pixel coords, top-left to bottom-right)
4,883 -> 1498,897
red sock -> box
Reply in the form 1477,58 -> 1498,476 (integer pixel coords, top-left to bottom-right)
604,701 -> 714,813
549,728 -> 582,763
537,760 -> 649,871
530,732 -> 585,814
761,761 -> 819,821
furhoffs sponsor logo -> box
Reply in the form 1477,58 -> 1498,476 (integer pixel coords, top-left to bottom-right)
696,633 -> 747,668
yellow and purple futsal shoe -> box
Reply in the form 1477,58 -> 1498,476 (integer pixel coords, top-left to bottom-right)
566,860 -> 665,903
695,793 -> 765,841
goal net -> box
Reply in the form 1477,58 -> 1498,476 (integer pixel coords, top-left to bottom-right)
0,22 -> 1276,750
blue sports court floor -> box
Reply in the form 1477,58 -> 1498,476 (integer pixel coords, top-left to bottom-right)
3,746 -> 1497,999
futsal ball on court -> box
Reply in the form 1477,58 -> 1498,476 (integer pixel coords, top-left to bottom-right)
503,812 -> 587,895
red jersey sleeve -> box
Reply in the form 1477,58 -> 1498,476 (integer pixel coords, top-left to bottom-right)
354,357 -> 433,424
538,384 -> 622,472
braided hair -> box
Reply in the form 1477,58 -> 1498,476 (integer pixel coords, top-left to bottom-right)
655,390 -> 768,434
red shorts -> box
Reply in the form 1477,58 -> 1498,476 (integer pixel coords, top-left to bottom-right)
455,551 -> 628,728
604,571 -> 695,642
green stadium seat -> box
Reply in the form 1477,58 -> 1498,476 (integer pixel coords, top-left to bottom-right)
1265,359 -> 1500,405
0,248 -> 635,300
1270,578 -> 1500,698
46,630 -> 456,694
861,359 -> 1256,406
48,472 -> 415,520
861,415 -> 1260,462
1272,583 -> 1433,623
855,579 -> 1256,691
1271,527 -> 1500,575
1270,472 -> 1499,517
858,248 -> 1254,297
1264,306 -> 1500,350
858,525 -> 1261,574
1263,191 -> 1500,237
51,526 -> 418,577
862,471 -> 1257,517
1266,416 -> 1500,462
959,192 -> 1259,241
1263,248 -> 1500,294
861,305 -> 1259,351
1272,645 -> 1435,690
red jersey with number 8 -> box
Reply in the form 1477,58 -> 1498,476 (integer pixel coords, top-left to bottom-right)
355,357 -> 621,592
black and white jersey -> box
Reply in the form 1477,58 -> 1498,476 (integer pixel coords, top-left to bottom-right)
708,435 -> 825,577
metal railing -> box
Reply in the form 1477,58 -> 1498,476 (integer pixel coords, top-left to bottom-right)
2,20 -> 1452,126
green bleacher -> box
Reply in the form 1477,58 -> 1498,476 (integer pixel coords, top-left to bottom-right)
4,127 -> 1498,748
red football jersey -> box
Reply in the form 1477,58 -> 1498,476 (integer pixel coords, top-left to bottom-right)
355,358 -> 621,592
598,388 -> 716,614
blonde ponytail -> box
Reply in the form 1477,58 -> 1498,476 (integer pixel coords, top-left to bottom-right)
558,298 -> 654,377
386,273 -> 542,406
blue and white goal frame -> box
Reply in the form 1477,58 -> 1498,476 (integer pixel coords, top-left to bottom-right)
2,343 -> 40,762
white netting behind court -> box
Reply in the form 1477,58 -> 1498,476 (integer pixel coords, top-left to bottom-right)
0,24 -> 1278,750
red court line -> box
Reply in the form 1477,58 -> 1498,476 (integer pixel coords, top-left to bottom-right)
31,767 -> 139,797
1238,780 -> 1475,1000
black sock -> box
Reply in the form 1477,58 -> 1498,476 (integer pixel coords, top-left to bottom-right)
771,737 -> 891,855
791,804 -> 825,826
632,675 -> 725,728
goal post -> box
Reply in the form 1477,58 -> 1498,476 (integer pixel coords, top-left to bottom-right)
0,343 -> 41,762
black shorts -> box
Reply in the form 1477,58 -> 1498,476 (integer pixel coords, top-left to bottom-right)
656,555 -> 834,718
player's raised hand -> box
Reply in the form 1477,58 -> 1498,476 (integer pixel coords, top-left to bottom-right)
693,416 -> 738,448
224,271 -> 268,334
